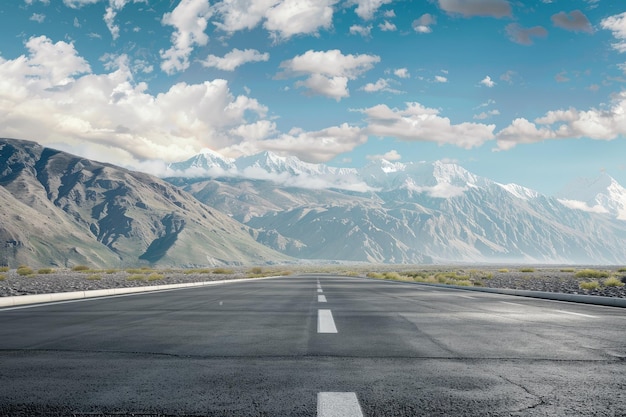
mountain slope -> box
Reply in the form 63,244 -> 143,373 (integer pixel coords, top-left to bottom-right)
0,138 -> 290,268
165,151 -> 626,264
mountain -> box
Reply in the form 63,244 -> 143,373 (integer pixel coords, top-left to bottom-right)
0,138 -> 290,268
557,174 -> 626,221
165,151 -> 626,264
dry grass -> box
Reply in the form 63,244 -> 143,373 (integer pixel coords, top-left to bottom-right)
72,265 -> 90,272
37,268 -> 54,274
519,268 -> 535,273
575,269 -> 609,279
603,276 -> 625,287
579,281 -> 600,290
0,266 -> 9,273
16,266 -> 34,276
0,274 -> 5,281
213,268 -> 234,274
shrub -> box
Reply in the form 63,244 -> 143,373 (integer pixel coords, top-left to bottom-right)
366,272 -> 384,279
249,267 -> 263,275
16,266 -> 34,276
87,274 -> 101,280
618,267 -> 626,273
126,268 -> 151,274
213,268 -> 234,274
38,268 -> 54,274
184,268 -> 212,274
498,268 -> 509,273
579,281 -> 600,290
72,265 -> 90,272
127,274 -> 146,281
560,268 -> 575,273
519,268 -> 535,273
104,269 -> 118,274
0,274 -> 5,281
603,276 -> 625,287
147,273 -> 164,281
575,269 -> 609,279
0,266 -> 9,272
473,280 -> 484,287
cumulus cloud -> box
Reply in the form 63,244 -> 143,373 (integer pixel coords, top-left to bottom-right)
349,24 -> 372,37
362,102 -> 495,149
551,10 -> 593,33
160,0 -> 212,75
367,149 -> 401,161
601,12 -> 626,53
506,23 -> 548,45
361,78 -> 401,94
278,49 -> 380,100
0,36 -> 275,169
495,92 -> 626,150
394,68 -> 410,78
349,0 -> 392,20
201,48 -> 269,71
63,0 -> 99,7
213,0 -> 338,40
480,75 -> 495,87
29,13 -> 46,23
224,123 -> 367,163
473,109 -> 500,120
412,13 -> 436,33
434,75 -> 448,83
378,20 -> 397,31
438,0 -> 511,18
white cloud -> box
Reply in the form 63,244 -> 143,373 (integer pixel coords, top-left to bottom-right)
434,75 -> 448,83
558,199 -> 609,214
29,13 -> 46,23
412,13 -> 436,33
378,20 -> 396,31
601,12 -> 626,53
438,0 -> 511,18
295,74 -> 349,101
349,24 -> 372,37
160,0 -> 212,75
362,102 -> 495,149
63,0 -> 99,7
264,0 -> 337,40
367,149 -> 401,161
224,123 -> 368,164
361,78 -> 401,94
201,48 -> 269,71
278,49 -> 380,100
480,75 -> 495,87
394,68 -> 410,78
473,109 -> 500,120
104,0 -> 147,40
500,70 -> 516,83
506,23 -> 548,45
384,10 -> 395,18
25,0 -> 50,4
349,0 -> 392,20
213,0 -> 338,40
0,36 -> 274,169
551,10 -> 593,34
496,92 -> 626,150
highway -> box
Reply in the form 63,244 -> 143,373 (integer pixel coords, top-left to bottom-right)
1,274 -> 625,416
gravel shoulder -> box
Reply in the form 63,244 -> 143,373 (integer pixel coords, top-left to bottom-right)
1,266 -> 626,299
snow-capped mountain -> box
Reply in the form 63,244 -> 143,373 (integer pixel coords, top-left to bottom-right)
557,174 -> 626,220
165,151 -> 626,264
168,148 -> 235,173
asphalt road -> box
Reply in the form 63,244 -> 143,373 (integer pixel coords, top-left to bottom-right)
1,275 -> 625,416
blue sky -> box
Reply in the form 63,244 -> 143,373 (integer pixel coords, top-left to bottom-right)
1,0 -> 625,194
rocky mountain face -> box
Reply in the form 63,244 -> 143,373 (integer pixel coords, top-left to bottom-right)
166,151 -> 626,264
0,138 -> 290,268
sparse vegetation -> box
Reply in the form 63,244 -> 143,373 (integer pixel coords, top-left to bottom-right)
72,265 -> 90,272
127,274 -> 146,281
560,268 -> 575,273
87,274 -> 102,280
618,267 -> 626,273
579,281 -> 600,290
575,269 -> 609,279
183,268 -> 212,274
104,269 -> 118,274
603,276 -> 625,287
213,268 -> 234,274
519,268 -> 535,273
147,273 -> 164,281
498,268 -> 509,273
0,266 -> 9,272
249,267 -> 263,275
0,274 -> 5,281
37,268 -> 54,274
16,266 -> 34,276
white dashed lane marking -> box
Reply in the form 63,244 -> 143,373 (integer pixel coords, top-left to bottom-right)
317,309 -> 338,333
554,310 -> 598,318
317,392 -> 363,417
318,288 -> 323,293
318,295 -> 327,303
